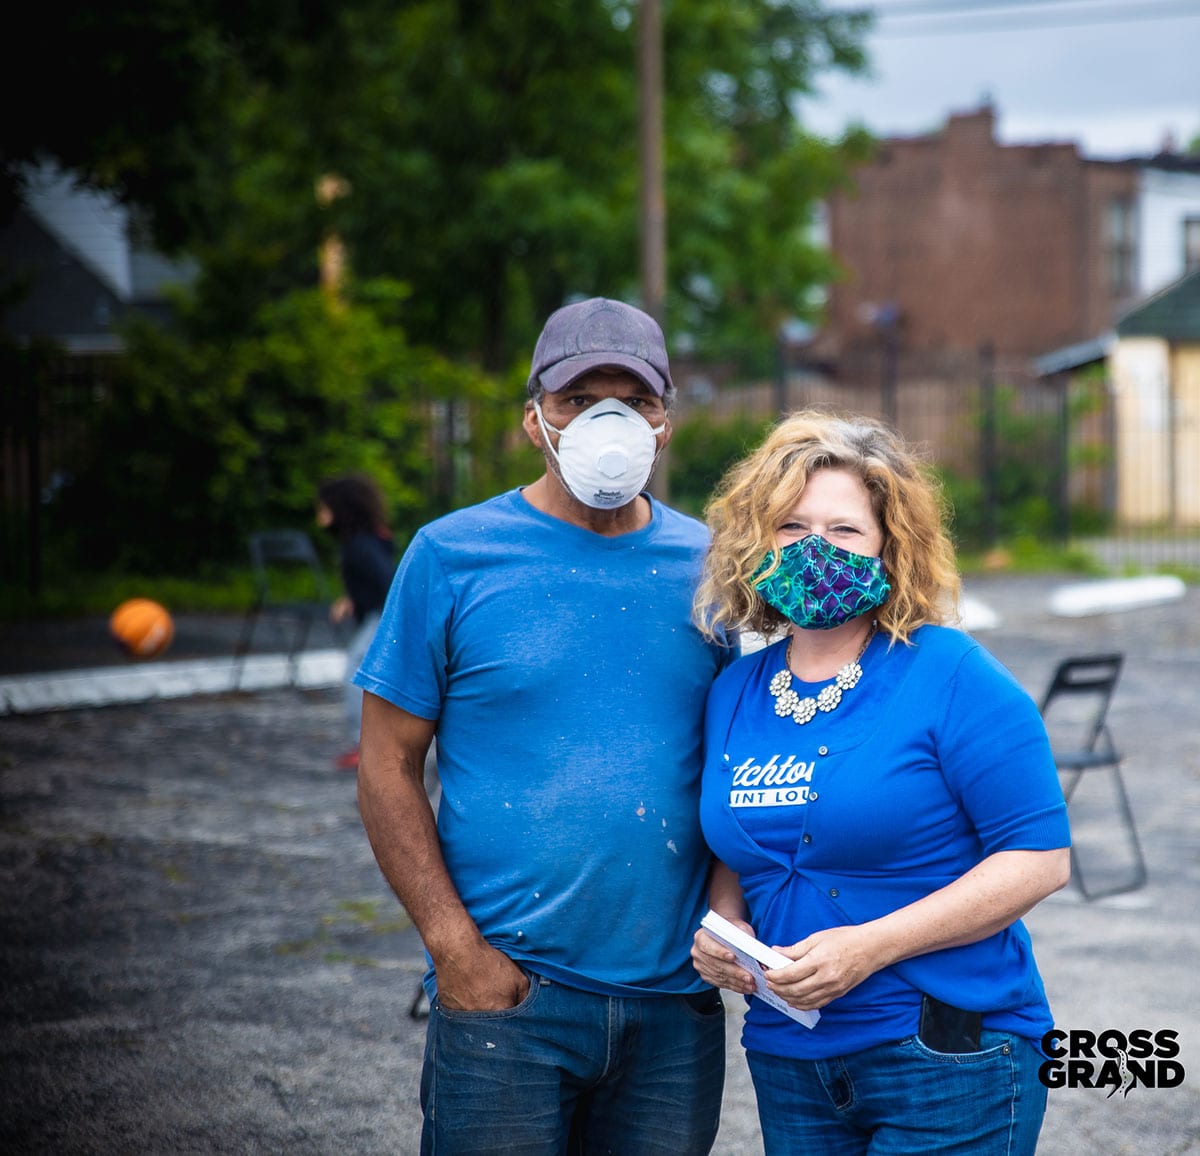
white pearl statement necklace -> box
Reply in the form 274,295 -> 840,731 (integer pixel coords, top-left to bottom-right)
768,620 -> 878,725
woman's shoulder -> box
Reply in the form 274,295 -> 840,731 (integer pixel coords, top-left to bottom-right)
344,528 -> 394,557
876,623 -> 981,684
906,622 -> 977,656
903,622 -> 1029,699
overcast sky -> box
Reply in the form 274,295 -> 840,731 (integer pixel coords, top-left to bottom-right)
800,0 -> 1200,159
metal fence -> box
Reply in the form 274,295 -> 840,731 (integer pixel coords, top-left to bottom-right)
3,345 -> 1197,600
1,353 -> 116,597
672,343 -> 1200,572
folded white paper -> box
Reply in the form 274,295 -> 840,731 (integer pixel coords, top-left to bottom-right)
701,909 -> 820,1029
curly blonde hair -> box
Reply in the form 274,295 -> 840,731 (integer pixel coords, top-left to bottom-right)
694,409 -> 960,645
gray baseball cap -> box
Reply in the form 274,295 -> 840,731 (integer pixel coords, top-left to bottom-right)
527,298 -> 673,397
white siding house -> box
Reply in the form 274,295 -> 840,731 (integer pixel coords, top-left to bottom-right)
1136,163 -> 1200,299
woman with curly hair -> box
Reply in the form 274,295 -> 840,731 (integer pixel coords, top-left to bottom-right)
691,410 -> 1070,1155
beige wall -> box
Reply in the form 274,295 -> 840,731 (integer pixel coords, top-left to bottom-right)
1173,344 -> 1200,525
1111,338 -> 1200,526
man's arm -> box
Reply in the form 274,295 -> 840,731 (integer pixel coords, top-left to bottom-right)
357,691 -> 528,1011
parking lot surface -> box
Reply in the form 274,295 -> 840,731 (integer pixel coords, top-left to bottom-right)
2,574 -> 1198,1154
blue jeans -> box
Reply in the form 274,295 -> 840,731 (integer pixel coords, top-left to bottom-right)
420,971 -> 726,1155
747,1030 -> 1047,1156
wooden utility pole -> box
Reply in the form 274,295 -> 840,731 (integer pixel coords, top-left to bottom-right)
638,0 -> 665,327
638,0 -> 670,499
316,174 -> 351,306
980,341 -> 998,549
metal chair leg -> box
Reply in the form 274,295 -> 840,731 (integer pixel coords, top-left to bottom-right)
1068,765 -> 1147,901
408,981 -> 430,1020
231,601 -> 262,692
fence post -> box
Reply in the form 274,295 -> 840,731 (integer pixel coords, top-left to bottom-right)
1055,373 -> 1070,545
26,371 -> 43,597
979,342 -> 998,548
878,305 -> 899,428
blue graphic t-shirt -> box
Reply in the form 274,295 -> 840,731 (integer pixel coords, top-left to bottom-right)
355,489 -> 734,997
700,625 -> 1070,1059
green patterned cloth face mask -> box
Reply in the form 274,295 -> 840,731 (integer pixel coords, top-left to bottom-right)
753,534 -> 891,629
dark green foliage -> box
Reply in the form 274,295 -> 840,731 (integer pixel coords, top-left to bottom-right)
1,0 -> 360,251
662,2 -> 872,371
6,0 -> 871,374
329,0 -> 872,373
54,281 -> 493,574
6,1 -> 873,587
935,469 -> 982,549
666,410 -> 774,518
940,385 -> 1062,549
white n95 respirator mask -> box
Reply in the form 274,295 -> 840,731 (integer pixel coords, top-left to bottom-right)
535,396 -> 666,510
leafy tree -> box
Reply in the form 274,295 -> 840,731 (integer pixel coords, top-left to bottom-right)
939,385 -> 1064,549
55,280 -> 498,573
8,1 -> 873,581
6,0 -> 870,374
325,0 -> 872,372
661,1 -> 872,368
0,0 -> 358,250
667,410 -> 774,517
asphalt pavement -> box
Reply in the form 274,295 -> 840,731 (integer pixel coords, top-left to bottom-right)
1,574 -> 1198,1154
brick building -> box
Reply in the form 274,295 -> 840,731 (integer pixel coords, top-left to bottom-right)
815,103 -> 1199,383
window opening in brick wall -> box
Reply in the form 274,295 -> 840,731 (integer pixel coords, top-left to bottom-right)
1105,197 -> 1136,296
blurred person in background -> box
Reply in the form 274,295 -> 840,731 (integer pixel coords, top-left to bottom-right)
316,473 -> 395,771
691,410 -> 1070,1156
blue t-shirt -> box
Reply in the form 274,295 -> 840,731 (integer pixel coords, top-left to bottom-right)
355,489 -> 734,996
700,624 -> 1070,1059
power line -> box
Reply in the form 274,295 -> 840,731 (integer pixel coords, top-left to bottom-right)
864,0 -> 1180,14
846,0 -> 1194,15
855,0 -> 1200,37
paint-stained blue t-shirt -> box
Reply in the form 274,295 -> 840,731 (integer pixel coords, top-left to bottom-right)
355,489 -> 733,996
701,624 -> 1070,1058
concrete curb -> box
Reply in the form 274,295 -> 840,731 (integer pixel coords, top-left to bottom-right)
0,649 -> 345,715
0,576 -> 1176,715
1047,574 -> 1186,617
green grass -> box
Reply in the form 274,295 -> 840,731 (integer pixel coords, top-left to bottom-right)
0,566 -> 325,621
1153,563 -> 1200,584
958,537 -> 1198,583
958,537 -> 1107,577
320,898 -> 413,935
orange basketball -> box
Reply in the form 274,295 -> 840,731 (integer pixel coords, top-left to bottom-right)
109,598 -> 175,659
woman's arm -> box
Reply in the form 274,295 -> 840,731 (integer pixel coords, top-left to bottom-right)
765,847 -> 1070,1009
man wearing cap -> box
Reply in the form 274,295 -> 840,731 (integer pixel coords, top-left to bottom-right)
354,298 -> 733,1154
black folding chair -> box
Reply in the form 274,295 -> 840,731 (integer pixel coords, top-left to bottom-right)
232,530 -> 341,690
1038,654 -> 1147,900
